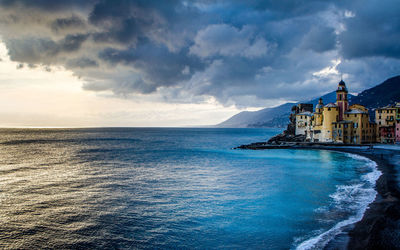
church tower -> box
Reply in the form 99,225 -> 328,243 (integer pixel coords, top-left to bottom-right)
336,79 -> 348,121
314,98 -> 324,126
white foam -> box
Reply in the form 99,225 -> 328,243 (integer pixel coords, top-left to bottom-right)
296,152 -> 382,250
343,152 -> 370,162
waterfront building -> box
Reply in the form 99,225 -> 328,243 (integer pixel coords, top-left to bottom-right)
333,105 -> 376,144
295,111 -> 312,136
310,98 -> 324,142
376,105 -> 397,143
321,103 -> 339,142
396,103 -> 400,143
310,80 -> 375,144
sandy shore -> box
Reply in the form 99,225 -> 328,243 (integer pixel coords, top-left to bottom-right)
235,143 -> 400,249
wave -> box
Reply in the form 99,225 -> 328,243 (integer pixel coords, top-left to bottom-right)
295,153 -> 381,250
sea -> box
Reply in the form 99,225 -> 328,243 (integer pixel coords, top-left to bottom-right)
0,128 -> 381,249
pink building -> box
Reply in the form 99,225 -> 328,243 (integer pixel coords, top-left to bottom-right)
397,103 -> 400,143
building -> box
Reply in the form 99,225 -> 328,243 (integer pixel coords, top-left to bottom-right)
396,103 -> 400,143
376,105 -> 397,143
333,105 -> 376,144
310,80 -> 375,144
379,126 -> 396,143
336,79 -> 349,121
310,98 -> 324,142
295,111 -> 312,136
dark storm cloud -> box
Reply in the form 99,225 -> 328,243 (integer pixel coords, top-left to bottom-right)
0,0 -> 95,11
51,15 -> 86,33
66,57 -> 98,69
98,42 -> 205,91
0,0 -> 400,106
6,34 -> 88,64
301,26 -> 337,53
339,0 -> 400,59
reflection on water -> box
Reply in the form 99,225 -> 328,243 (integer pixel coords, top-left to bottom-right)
0,128 -> 376,249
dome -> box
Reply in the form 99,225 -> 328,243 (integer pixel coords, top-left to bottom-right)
337,79 -> 348,92
316,98 -> 323,109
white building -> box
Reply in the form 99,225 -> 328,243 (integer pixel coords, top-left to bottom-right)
295,112 -> 312,136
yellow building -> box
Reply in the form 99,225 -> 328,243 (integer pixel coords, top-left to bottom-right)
311,80 -> 375,144
376,105 -> 397,143
321,103 -> 339,142
376,105 -> 396,127
310,98 -> 324,142
333,107 -> 376,144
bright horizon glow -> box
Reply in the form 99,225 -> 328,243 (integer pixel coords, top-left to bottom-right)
0,40 -> 265,128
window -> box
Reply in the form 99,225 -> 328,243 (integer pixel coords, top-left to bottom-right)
379,116 -> 382,119
328,107 -> 331,111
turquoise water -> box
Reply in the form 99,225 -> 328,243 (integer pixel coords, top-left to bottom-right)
0,128 -> 380,249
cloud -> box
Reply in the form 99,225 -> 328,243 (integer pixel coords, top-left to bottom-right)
190,24 -> 270,58
66,57 -> 98,69
0,0 -> 399,108
339,0 -> 400,59
6,34 -> 88,64
50,15 -> 86,34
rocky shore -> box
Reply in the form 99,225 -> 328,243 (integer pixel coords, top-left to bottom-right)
235,142 -> 400,249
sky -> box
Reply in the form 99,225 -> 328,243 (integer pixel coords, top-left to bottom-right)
0,0 -> 399,127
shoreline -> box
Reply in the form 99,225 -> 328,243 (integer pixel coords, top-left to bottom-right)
235,143 -> 400,249
332,147 -> 400,249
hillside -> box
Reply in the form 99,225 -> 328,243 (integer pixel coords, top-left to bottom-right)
350,75 -> 400,109
217,91 -> 354,128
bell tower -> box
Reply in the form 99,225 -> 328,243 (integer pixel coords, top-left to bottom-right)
336,79 -> 348,121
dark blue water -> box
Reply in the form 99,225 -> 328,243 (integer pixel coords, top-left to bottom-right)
0,128 -> 380,249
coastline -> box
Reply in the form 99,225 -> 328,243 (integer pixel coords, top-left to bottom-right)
235,143 -> 400,249
331,147 -> 400,249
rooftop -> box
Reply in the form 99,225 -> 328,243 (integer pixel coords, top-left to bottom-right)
324,103 -> 337,108
345,109 -> 368,114
296,111 -> 312,116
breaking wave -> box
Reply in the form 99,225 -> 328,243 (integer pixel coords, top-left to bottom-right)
295,153 -> 381,250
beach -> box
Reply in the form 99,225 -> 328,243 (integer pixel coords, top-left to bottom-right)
236,143 -> 400,249
332,146 -> 400,249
